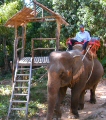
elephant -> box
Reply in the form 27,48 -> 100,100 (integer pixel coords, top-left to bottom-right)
46,47 -> 104,120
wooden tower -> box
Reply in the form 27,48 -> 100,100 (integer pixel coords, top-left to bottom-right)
5,0 -> 69,119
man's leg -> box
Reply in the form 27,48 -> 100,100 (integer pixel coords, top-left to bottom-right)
68,43 -> 72,50
68,39 -> 78,50
71,39 -> 78,45
82,41 -> 89,54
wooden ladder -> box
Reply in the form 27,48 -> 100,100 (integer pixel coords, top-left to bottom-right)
7,58 -> 32,120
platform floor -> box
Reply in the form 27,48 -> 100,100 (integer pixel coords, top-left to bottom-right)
19,56 -> 49,66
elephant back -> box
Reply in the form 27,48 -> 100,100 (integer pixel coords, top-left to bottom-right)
73,44 -> 83,51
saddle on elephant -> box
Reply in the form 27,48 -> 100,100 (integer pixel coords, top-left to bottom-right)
88,37 -> 100,55
66,37 -> 100,58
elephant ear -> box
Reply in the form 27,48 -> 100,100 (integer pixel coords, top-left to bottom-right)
72,55 -> 84,81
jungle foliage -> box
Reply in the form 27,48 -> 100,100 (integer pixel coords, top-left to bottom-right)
0,0 -> 106,119
0,0 -> 106,74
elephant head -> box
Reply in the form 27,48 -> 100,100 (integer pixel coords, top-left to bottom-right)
46,51 -> 84,120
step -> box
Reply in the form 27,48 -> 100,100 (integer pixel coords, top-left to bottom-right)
18,68 -> 30,70
15,87 -> 28,89
11,108 -> 26,111
15,80 -> 29,82
17,74 -> 29,76
14,94 -> 28,96
11,100 -> 27,103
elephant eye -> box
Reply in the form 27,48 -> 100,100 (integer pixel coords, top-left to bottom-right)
60,71 -> 65,78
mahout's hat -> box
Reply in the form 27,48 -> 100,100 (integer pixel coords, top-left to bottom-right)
80,24 -> 84,28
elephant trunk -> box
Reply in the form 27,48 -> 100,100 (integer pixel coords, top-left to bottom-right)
46,85 -> 59,120
46,74 -> 60,120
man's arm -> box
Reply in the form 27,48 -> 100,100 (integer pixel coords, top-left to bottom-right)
86,31 -> 91,41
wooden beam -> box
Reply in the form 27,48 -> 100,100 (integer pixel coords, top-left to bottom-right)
32,38 -> 56,40
33,48 -> 55,51
56,19 -> 61,50
33,0 -> 69,26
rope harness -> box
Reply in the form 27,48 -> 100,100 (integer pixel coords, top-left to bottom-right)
82,40 -> 100,82
89,40 -> 100,54
66,37 -> 101,83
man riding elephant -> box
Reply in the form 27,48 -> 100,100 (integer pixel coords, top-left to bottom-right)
67,24 -> 91,55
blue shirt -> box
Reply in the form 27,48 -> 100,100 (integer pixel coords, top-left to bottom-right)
74,31 -> 91,42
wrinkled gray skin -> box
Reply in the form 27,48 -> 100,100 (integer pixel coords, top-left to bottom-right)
46,49 -> 104,120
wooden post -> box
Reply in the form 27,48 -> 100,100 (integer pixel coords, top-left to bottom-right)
56,19 -> 61,51
24,24 -> 26,51
34,0 -> 37,17
21,25 -> 26,59
12,26 -> 18,83
31,39 -> 34,65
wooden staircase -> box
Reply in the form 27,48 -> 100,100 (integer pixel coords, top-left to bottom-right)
7,58 -> 32,120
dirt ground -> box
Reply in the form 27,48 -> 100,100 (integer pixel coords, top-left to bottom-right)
2,79 -> 106,120
33,79 -> 106,120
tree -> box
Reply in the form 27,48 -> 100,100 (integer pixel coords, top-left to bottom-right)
53,0 -> 106,58
0,0 -> 23,73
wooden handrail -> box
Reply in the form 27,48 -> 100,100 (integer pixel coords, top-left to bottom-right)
33,48 -> 55,51
32,38 -> 56,40
31,38 -> 56,65
17,47 -> 23,52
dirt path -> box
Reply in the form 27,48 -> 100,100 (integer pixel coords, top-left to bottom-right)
61,79 -> 106,120
33,79 -> 106,120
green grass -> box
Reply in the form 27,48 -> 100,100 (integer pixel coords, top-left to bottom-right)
0,72 -> 12,81
0,67 -> 48,119
0,85 -> 12,119
28,79 -> 47,118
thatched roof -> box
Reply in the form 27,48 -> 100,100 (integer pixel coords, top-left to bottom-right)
5,1 -> 69,27
5,7 -> 34,27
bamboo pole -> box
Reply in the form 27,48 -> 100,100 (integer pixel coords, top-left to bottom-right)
56,19 -> 61,51
21,25 -> 26,59
32,39 -> 34,65
12,25 -> 18,82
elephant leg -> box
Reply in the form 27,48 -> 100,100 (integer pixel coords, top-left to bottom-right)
70,89 -> 80,119
54,86 -> 68,119
90,84 -> 97,104
78,90 -> 86,110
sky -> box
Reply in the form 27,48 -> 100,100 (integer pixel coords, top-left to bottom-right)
25,0 -> 30,4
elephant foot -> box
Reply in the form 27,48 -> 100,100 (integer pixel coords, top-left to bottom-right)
90,98 -> 96,104
78,104 -> 84,110
53,109 -> 62,119
70,110 -> 79,119
52,118 -> 61,120
68,114 -> 79,119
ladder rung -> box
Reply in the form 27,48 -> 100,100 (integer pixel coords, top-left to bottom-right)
11,108 -> 26,110
15,87 -> 28,89
18,68 -> 30,70
17,74 -> 29,76
11,100 -> 27,103
15,80 -> 29,82
14,94 -> 28,96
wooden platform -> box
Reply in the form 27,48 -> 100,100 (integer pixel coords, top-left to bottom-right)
19,56 -> 49,66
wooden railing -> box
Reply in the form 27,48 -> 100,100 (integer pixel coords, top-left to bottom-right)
14,37 -> 24,61
31,38 -> 56,65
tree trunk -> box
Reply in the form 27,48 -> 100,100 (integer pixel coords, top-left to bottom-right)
3,37 -> 8,73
